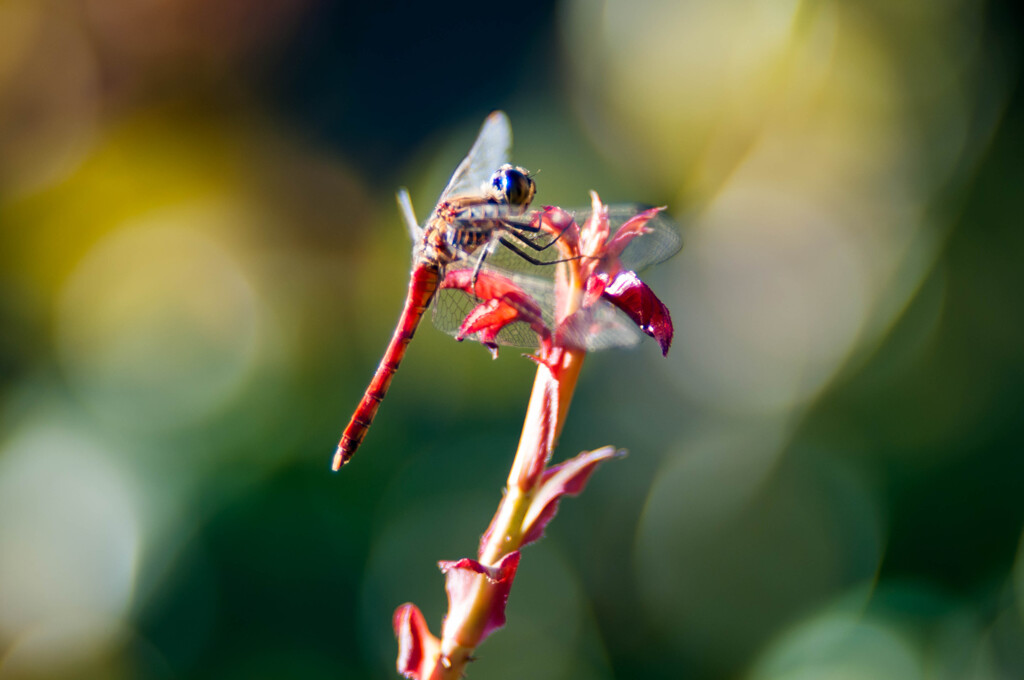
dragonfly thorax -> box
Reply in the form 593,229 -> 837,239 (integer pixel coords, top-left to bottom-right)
420,196 -> 512,266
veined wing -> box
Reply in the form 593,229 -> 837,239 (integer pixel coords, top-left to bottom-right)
449,204 -> 682,277
454,204 -> 683,280
433,262 -> 646,351
395,112 -> 513,243
436,111 -> 512,203
572,204 -> 683,272
432,204 -> 682,351
433,269 -> 557,348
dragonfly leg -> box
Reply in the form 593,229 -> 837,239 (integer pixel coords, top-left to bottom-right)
470,239 -> 498,293
498,235 -> 588,267
502,217 -> 575,253
500,214 -> 542,233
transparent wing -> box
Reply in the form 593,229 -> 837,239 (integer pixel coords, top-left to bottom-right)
431,203 -> 681,351
396,188 -> 422,242
447,204 -> 683,275
432,264 -> 645,351
556,304 -> 644,351
433,282 -> 551,348
437,111 -> 512,203
572,205 -> 683,272
454,203 -> 683,278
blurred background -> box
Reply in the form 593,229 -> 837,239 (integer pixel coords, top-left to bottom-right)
0,0 -> 1022,678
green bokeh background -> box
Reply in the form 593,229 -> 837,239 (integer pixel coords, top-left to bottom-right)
1,1 -> 1022,678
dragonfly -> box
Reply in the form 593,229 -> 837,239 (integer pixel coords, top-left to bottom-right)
333,111 -> 681,470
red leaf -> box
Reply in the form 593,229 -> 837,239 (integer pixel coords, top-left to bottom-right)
582,206 -> 666,304
442,269 -> 528,301
393,603 -> 441,680
520,446 -> 626,546
578,191 -> 609,262
442,269 -> 551,353
582,270 -> 611,308
457,298 -> 519,356
601,270 -> 674,356
438,551 -> 521,648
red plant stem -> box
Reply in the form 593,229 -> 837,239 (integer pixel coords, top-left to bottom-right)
509,348 -> 585,491
430,243 -> 588,679
433,347 -> 585,678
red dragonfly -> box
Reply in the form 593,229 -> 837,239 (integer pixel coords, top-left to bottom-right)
333,112 -> 681,469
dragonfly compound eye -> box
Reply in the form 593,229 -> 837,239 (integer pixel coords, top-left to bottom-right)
492,165 -> 536,209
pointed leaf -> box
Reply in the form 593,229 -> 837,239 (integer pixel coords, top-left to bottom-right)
439,551 -> 521,648
606,206 -> 665,259
442,270 -> 551,353
394,603 -> 441,680
578,191 -> 610,260
601,270 -> 674,356
442,269 -> 528,301
520,446 -> 627,546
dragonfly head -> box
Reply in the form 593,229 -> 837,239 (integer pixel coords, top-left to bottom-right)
491,164 -> 535,214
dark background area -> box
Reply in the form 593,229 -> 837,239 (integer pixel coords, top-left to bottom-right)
0,0 -> 1022,678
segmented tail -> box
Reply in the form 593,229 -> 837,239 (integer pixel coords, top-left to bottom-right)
332,264 -> 440,469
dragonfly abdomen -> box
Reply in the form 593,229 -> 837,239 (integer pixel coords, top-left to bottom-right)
332,263 -> 440,469
449,227 -> 495,250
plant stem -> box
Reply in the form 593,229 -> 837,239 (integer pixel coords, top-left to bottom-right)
433,347 -> 585,679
